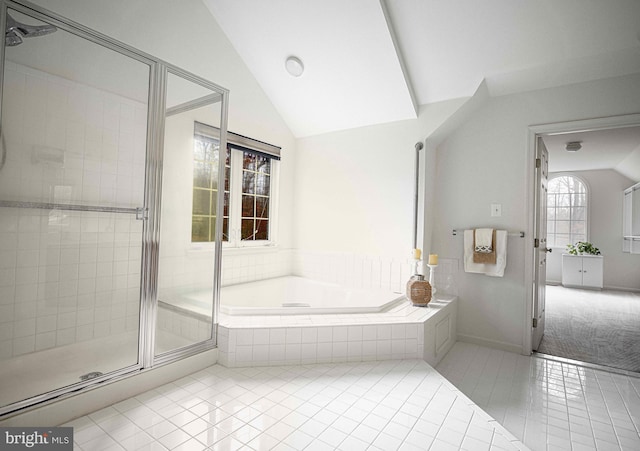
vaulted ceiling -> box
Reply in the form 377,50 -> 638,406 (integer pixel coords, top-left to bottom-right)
204,0 -> 640,138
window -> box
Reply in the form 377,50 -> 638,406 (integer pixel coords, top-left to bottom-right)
240,152 -> 271,241
192,122 -> 280,246
192,135 -> 230,242
547,175 -> 587,248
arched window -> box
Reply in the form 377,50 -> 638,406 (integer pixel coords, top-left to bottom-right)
547,175 -> 588,248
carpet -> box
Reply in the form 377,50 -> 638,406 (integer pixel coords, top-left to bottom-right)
537,285 -> 640,373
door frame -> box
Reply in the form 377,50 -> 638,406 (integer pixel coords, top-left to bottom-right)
523,113 -> 640,354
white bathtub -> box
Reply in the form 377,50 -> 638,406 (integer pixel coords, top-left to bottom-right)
165,276 -> 404,316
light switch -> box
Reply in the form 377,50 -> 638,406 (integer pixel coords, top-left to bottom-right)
491,203 -> 502,217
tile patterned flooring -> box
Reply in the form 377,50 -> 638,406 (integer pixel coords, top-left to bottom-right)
64,342 -> 640,450
437,342 -> 640,451
67,358 -> 523,450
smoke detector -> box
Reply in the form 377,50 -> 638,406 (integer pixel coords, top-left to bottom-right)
285,56 -> 304,77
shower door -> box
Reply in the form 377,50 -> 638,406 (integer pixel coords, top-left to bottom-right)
154,72 -> 226,358
0,5 -> 151,411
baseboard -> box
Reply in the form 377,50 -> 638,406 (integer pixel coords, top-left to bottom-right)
0,349 -> 218,427
603,285 -> 640,293
549,283 -> 640,293
457,334 -> 523,355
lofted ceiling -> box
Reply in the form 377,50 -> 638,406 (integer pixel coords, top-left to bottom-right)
203,0 -> 640,138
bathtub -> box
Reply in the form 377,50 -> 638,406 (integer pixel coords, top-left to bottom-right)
163,276 -> 405,316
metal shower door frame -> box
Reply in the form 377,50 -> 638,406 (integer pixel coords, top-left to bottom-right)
0,0 -> 228,417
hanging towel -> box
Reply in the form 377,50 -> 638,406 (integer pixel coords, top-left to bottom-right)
473,229 -> 496,264
474,228 -> 494,252
464,229 -> 508,277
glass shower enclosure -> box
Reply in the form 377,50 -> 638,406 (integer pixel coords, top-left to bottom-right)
0,0 -> 227,416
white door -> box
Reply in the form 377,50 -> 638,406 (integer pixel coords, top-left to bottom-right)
582,257 -> 604,288
533,136 -> 550,351
562,255 -> 584,287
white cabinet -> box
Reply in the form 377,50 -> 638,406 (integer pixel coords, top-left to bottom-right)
623,183 -> 640,254
562,254 -> 603,289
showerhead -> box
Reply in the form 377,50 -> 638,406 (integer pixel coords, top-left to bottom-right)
4,29 -> 22,46
5,13 -> 56,46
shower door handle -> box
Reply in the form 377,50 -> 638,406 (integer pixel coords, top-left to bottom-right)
136,207 -> 148,220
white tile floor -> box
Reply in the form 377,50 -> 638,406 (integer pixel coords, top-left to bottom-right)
63,341 -> 640,450
66,358 -> 524,451
436,342 -> 640,451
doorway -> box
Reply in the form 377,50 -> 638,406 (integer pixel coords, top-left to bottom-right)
527,114 -> 640,372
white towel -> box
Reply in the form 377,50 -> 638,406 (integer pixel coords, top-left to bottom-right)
464,229 -> 508,277
474,228 -> 493,252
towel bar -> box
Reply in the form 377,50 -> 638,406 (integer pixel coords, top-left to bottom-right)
452,229 -> 524,238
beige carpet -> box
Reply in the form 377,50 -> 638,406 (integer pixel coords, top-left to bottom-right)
537,285 -> 640,373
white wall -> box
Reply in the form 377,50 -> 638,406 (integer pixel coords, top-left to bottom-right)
433,73 -> 640,352
293,99 -> 467,258
546,170 -> 640,290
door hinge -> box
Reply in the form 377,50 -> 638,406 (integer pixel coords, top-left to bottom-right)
535,158 -> 541,168
533,318 -> 538,328
534,238 -> 539,248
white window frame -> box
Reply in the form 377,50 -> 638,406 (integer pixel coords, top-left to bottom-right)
547,173 -> 589,249
191,122 -> 280,250
227,149 -> 279,249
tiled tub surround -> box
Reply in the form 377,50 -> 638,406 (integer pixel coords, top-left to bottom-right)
155,249 -> 459,350
158,246 -> 294,306
217,296 -> 457,369
293,251 -> 459,297
221,249 -> 294,287
162,276 -> 405,317
158,248 -> 458,306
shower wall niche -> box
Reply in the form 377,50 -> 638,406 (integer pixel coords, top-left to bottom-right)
0,0 -> 228,416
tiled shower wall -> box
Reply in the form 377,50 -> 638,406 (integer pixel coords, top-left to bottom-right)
0,62 -> 147,358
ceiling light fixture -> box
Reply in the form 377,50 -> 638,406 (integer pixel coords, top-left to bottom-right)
285,56 -> 304,77
565,141 -> 582,152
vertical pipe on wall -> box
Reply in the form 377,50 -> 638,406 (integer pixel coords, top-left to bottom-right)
413,141 -> 424,249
